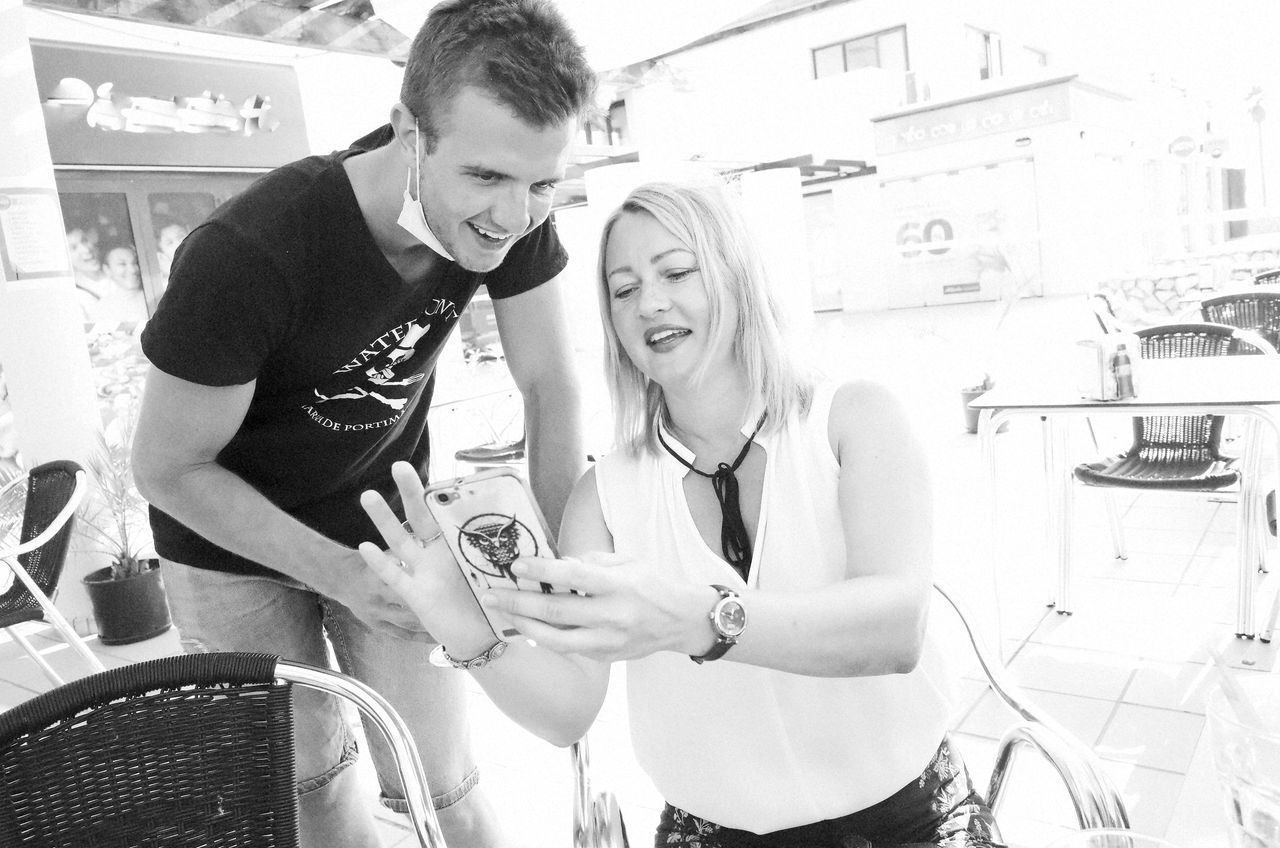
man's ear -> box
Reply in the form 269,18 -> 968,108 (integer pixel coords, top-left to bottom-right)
389,102 -> 417,154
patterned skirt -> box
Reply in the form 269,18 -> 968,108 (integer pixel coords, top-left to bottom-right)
653,735 -> 1004,848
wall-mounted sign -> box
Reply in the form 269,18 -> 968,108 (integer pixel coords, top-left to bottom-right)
873,80 -> 1072,155
0,188 -> 71,287
1169,135 -> 1197,158
31,40 -> 310,169
75,83 -> 281,137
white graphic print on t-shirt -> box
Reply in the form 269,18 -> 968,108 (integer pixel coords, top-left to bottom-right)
301,299 -> 459,431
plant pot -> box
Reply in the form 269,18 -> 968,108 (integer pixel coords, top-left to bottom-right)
83,558 -> 172,645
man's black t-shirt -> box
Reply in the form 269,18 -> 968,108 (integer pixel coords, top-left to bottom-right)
140,126 -> 567,577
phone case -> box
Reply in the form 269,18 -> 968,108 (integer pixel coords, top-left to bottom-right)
423,467 -> 559,640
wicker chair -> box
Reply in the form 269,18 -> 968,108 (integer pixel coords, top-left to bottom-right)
1254,268 -> 1280,286
1073,323 -> 1274,636
1200,291 -> 1280,352
0,460 -> 105,686
0,652 -> 446,848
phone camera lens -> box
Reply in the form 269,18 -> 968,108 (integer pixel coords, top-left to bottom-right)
436,493 -> 450,504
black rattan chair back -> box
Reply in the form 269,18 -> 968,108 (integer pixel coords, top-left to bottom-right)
1255,268 -> 1280,286
0,652 -> 299,847
1130,323 -> 1239,465
0,460 -> 82,628
1200,291 -> 1280,353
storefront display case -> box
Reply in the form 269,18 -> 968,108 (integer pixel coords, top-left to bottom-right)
26,39 -> 310,424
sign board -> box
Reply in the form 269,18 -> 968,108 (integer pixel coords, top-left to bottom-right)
873,80 -> 1071,155
1169,135 -> 1197,158
0,188 -> 70,286
31,40 -> 310,169
881,158 -> 1044,307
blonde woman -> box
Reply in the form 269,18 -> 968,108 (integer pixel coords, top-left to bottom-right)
361,181 -> 1002,847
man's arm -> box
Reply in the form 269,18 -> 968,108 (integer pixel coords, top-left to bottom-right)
131,367 -> 428,636
491,273 -> 585,533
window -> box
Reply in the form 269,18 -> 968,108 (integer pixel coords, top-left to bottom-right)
966,26 -> 1003,80
812,26 -> 908,79
1224,168 -> 1249,240
55,171 -> 255,318
59,191 -> 143,331
54,170 -> 258,416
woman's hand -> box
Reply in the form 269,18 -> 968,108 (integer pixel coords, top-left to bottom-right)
357,462 -> 486,640
481,552 -> 717,662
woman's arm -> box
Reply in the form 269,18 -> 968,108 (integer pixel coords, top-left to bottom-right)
726,378 -> 934,676
359,462 -> 610,747
488,380 -> 934,677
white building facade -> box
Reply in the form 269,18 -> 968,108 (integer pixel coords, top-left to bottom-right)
593,0 -> 1276,314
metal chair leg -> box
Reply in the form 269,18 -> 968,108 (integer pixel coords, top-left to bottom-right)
1260,585 -> 1280,644
1103,492 -> 1127,560
1084,418 -> 1127,560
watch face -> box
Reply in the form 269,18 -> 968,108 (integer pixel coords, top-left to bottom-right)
715,599 -> 747,637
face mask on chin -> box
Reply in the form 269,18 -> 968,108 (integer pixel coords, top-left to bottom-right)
396,119 -> 456,261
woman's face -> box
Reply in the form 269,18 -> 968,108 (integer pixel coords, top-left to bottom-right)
603,210 -> 732,387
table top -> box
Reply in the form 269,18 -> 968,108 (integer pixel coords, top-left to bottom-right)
969,356 -> 1280,412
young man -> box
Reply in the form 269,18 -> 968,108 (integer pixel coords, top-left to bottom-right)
131,2 -> 595,844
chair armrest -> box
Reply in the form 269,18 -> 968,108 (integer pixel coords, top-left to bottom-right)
933,583 -> 1130,830
0,470 -> 88,605
0,470 -> 87,561
1232,328 -> 1278,355
989,721 -> 1130,831
571,737 -> 628,848
276,660 -> 447,848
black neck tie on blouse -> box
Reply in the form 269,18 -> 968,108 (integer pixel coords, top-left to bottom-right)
658,416 -> 765,583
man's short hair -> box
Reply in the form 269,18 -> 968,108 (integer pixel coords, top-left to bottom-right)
400,0 -> 597,151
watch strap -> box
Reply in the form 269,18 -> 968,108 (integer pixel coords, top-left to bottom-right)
690,584 -> 739,665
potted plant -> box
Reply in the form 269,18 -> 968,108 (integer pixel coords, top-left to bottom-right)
78,401 -> 171,644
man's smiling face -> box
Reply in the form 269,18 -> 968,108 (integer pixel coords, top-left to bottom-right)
413,87 -> 576,273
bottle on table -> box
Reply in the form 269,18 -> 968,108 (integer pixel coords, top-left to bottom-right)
1112,343 -> 1136,400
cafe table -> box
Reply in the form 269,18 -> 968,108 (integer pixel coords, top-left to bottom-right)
969,355 -> 1280,638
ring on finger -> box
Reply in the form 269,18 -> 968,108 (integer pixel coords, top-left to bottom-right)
401,521 -> 443,549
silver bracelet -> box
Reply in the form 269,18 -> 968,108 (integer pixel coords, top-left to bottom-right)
429,640 -> 508,670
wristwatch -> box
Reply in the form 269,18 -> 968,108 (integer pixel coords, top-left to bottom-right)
690,584 -> 746,664
429,640 -> 508,670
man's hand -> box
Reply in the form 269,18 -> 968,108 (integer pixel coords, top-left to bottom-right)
305,546 -> 439,641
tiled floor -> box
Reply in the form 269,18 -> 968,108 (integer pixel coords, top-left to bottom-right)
3,293 -> 1278,847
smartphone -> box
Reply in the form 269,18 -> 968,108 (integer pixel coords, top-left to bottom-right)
423,467 -> 560,640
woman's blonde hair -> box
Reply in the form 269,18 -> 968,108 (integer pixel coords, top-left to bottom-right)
595,179 -> 813,455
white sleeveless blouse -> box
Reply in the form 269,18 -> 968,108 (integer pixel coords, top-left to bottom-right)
593,383 -> 954,833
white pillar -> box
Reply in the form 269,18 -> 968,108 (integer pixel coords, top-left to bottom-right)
1,0 -> 104,632
0,1 -> 100,467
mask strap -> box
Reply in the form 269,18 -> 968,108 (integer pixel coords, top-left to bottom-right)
406,119 -> 421,202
